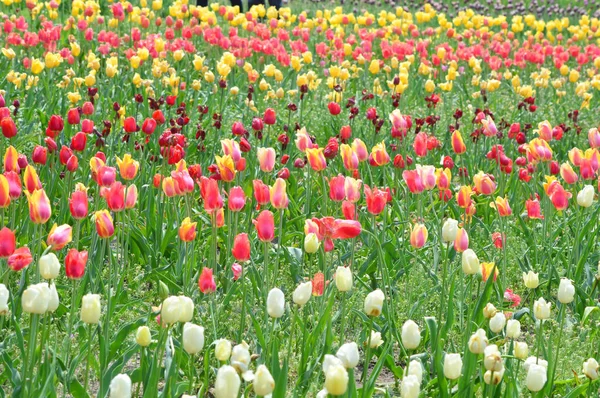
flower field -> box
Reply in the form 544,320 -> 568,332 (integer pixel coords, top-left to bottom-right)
1,0 -> 600,396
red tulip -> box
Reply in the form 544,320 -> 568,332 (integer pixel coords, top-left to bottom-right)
328,102 -> 341,115
364,185 -> 387,215
413,132 -> 428,157
71,132 -> 87,152
525,198 -> 543,219
232,263 -> 243,280
341,201 -> 356,220
0,227 -> 16,258
101,182 -> 126,212
253,180 -> 270,208
32,145 -> 47,165
81,119 -> 94,133
8,247 -> 32,271
1,117 -> 17,138
232,233 -> 251,262
142,118 -> 157,135
48,114 -> 64,134
263,108 -> 276,125
198,267 -> 216,294
82,101 -> 94,115
67,108 -> 80,125
253,210 -> 274,242
331,219 -> 361,239
70,190 -> 89,220
329,174 -> 346,202
123,116 -> 138,133
65,248 -> 88,279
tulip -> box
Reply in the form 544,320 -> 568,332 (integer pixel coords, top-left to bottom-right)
364,289 -> 384,316
515,342 -> 529,360
215,339 -> 232,362
491,196 -> 512,216
304,233 -> 320,254
199,177 -> 223,212
483,303 -> 498,319
292,281 -> 312,306
369,331 -> 384,348
231,263 -> 242,281
483,368 -> 504,385
22,283 -> 51,314
401,320 -> 421,350
583,358 -> 599,380
70,190 -> 89,219
400,375 -> 420,398
3,146 -> 19,173
364,185 -> 388,215
557,278 -> 575,304
216,155 -> 236,182
523,271 -> 539,289
263,108 -> 276,125
335,266 -> 353,292
94,210 -> 115,238
456,185 -> 473,208
444,354 -> 462,380
178,217 -> 197,242
257,147 -> 276,172
116,154 -> 139,180
327,175 -> 345,202
524,357 -> 548,371
483,345 -> 503,371
39,253 -> 60,280
409,223 -> 428,249
506,319 -> 521,339
0,227 -> 16,258
451,130 -> 467,154
407,360 -> 423,384
65,249 -> 88,279
340,144 -> 359,170
441,218 -> 458,242
183,322 -> 205,355
253,210 -> 275,242
254,365 -> 275,396
473,172 -> 496,195
198,267 -> 216,294
459,249 -> 479,275
0,175 -> 10,208
533,297 -> 551,319
102,182 -> 126,212
453,227 -> 469,252
47,223 -> 72,250
231,233 -> 251,262
178,296 -> 194,323
1,117 -> 17,138
0,284 -> 8,315
109,374 -> 132,398
81,293 -> 101,324
577,185 -> 595,208
135,326 -> 151,347
468,329 -> 488,354
324,362 -> 348,396
125,185 -> 137,209
25,189 -> 52,224
221,139 -> 242,162
560,162 -> 579,184
336,342 -> 359,369
481,262 -> 498,282
369,142 -> 390,166
253,179 -> 270,207
160,296 -> 181,325
228,186 -> 245,212
231,341 -> 252,375
526,364 -> 547,392
489,312 -> 506,334
267,288 -> 285,318
305,147 -> 327,172
32,146 -> 47,165
8,247 -> 32,271
49,284 -> 61,313
270,178 -> 289,209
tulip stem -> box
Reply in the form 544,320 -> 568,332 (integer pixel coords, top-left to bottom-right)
23,313 -> 40,397
536,320 -> 544,364
549,304 -> 566,389
135,347 -> 145,398
274,209 -> 284,283
83,323 -> 93,393
361,316 -> 374,397
238,266 -> 247,342
209,294 -> 218,340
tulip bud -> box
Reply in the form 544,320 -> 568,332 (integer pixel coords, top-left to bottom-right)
484,368 -> 504,385
231,341 -> 252,376
506,319 -> 521,339
81,293 -> 101,324
292,281 -> 312,307
254,365 -> 275,396
526,364 -> 547,392
483,345 -> 503,372
407,360 -> 423,383
336,342 -> 359,369
215,365 -> 241,398
364,289 -> 384,317
267,288 -> 285,318
334,266 -> 353,292
533,297 -> 551,319
48,283 -> 59,313
483,303 -> 497,319
304,233 -> 320,254
39,253 -> 60,280
136,326 -> 151,347
576,185 -> 594,208
369,331 -> 384,349
441,218 -> 458,242
324,363 -> 348,396
583,358 -> 599,380
158,280 -> 169,300
178,295 -> 194,323
0,284 -> 8,315
557,278 -> 575,304
524,357 -> 548,371
401,320 -> 421,350
109,374 -> 132,398
468,329 -> 488,354
183,322 -> 205,355
215,339 -> 232,362
22,283 -> 51,314
400,375 -> 420,398
489,312 -> 506,334
160,296 -> 181,325
514,342 -> 529,359
444,353 -> 462,380
461,249 -> 479,275
523,271 -> 539,289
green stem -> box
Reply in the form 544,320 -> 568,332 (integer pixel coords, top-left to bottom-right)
83,324 -> 93,393
361,317 -> 374,397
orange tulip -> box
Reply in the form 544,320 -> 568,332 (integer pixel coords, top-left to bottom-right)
25,189 -> 51,224
409,223 -> 428,249
451,130 -> 466,154
559,162 -> 578,184
527,138 -> 552,162
436,168 -> 451,190
3,145 -> 19,173
491,196 -> 512,216
473,171 -> 496,195
0,174 -> 10,208
215,154 -> 236,182
305,147 -> 327,172
340,144 -> 359,171
200,176 -> 223,212
116,154 -> 140,180
270,178 -> 289,209
456,185 -> 473,208
179,217 -> 197,242
47,223 -> 73,250
481,262 -> 498,282
351,138 -> 369,162
23,165 -> 42,194
94,210 -> 114,238
369,142 -> 390,166
454,227 -> 469,252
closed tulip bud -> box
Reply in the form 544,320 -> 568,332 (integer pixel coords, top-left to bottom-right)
267,288 -> 285,318
304,233 -> 320,254
254,365 -> 275,396
583,358 -> 599,380
232,233 -> 251,262
183,322 -> 205,355
364,289 -> 384,317
444,354 -> 462,380
454,228 -> 469,253
81,293 -> 101,324
483,303 -> 498,319
324,363 -> 348,396
160,296 -> 181,325
484,368 -> 504,385
533,297 -> 551,319
523,271 -> 539,289
178,296 -> 194,323
253,210 -> 275,242
407,360 -> 423,383
215,339 -> 232,362
292,281 -> 312,307
401,320 -> 421,350
0,227 -> 16,258
489,312 -> 506,334
558,278 -> 575,304
400,375 -> 420,398
468,329 -> 488,354
483,345 -> 503,372
22,283 -> 51,314
441,218 -> 458,242
409,223 -> 428,249
577,185 -> 594,208
109,374 -> 132,398
48,283 -> 59,313
136,326 -> 151,347
335,266 -> 353,292
336,342 -> 359,369
39,253 -> 60,280
526,364 -> 547,392
369,331 -> 384,348
461,249 -> 480,275
514,342 -> 529,359
506,319 -> 521,339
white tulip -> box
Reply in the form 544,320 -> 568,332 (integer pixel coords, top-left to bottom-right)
81,293 -> 101,324
468,329 -> 488,354
483,303 -> 497,319
533,297 -> 551,319
292,282 -> 312,306
461,249 -> 480,275
483,368 -> 504,385
444,353 -> 462,380
214,339 -> 232,362
39,253 -> 60,280
324,362 -> 348,396
267,288 -> 285,318
506,319 -> 521,339
336,342 -> 359,369
401,320 -> 421,350
22,283 -> 50,314
442,218 -> 458,242
178,296 -> 194,323
526,364 -> 547,392
231,341 -> 251,375
523,271 -> 539,289
407,360 -> 423,384
183,322 -> 205,355
369,331 -> 384,348
524,357 -> 548,371
483,345 -> 503,372
364,289 -> 384,317
215,365 -> 240,398
583,358 -> 599,380
135,326 -> 151,347
160,296 -> 181,325
514,342 -> 529,360
576,185 -> 594,208
489,312 -> 506,334
0,284 -> 8,315
335,266 -> 353,292
47,283 -> 59,313
109,373 -> 132,398
253,365 -> 275,396
400,374 -> 420,398
557,278 -> 575,304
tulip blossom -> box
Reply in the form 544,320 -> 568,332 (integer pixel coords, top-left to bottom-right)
451,130 -> 467,154
198,267 -> 216,294
305,148 -> 327,171
409,223 -> 428,249
232,233 -> 251,262
328,175 -> 346,202
116,154 -> 139,180
253,210 -> 275,242
269,178 -> 289,209
25,189 -> 52,224
200,177 -> 223,212
454,228 -> 469,252
102,182 -> 126,212
490,196 -> 512,216
473,172 -> 496,195
257,147 -> 276,172
47,224 -> 72,250
94,210 -> 115,238
0,227 -> 16,258
8,247 -> 33,271
369,142 -> 390,166
0,174 -> 10,208
364,185 -> 388,215
215,155 -> 236,182
481,262 -> 498,282
179,217 -> 197,242
65,248 -> 88,279
352,139 -> 369,162
340,144 -> 359,171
